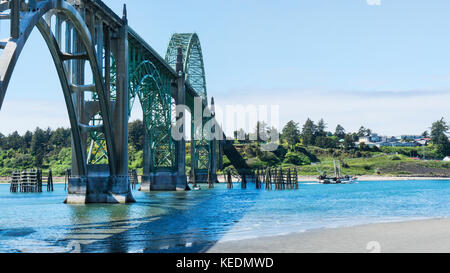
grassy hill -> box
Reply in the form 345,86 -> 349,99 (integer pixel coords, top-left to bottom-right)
222,143 -> 450,177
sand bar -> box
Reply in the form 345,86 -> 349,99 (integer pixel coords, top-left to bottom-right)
208,218 -> 450,253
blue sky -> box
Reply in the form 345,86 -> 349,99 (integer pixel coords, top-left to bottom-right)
0,0 -> 449,136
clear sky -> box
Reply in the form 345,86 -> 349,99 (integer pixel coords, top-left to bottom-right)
0,0 -> 449,136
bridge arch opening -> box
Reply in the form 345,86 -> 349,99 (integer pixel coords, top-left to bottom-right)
0,2 -> 120,177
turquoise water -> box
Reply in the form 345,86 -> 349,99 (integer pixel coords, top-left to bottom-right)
0,180 -> 450,252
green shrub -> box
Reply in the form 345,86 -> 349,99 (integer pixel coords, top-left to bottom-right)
283,152 -> 311,166
258,151 -> 280,166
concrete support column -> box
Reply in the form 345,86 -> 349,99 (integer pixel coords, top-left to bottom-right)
67,3 -> 88,204
113,10 -> 129,178
106,5 -> 134,202
175,47 -> 188,191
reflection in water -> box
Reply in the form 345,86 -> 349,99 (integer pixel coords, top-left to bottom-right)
2,180 -> 450,252
81,188 -> 260,253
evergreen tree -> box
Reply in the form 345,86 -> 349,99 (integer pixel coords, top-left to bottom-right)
31,127 -> 48,167
335,125 -> 346,138
343,134 -> 355,150
0,132 -> 4,149
431,118 -> 450,157
6,131 -> 24,150
282,120 -> 300,148
255,121 -> 269,143
431,118 -> 449,144
301,119 -> 316,146
23,131 -> 33,149
128,120 -> 145,151
316,119 -> 327,137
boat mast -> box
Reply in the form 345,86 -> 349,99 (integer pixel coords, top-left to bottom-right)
333,160 -> 337,178
338,160 -> 342,178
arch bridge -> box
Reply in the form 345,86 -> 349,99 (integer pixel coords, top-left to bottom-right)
0,0 -> 248,203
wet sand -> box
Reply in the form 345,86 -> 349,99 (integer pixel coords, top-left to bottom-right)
208,218 -> 450,253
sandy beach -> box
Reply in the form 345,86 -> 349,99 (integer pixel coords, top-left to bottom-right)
208,218 -> 450,253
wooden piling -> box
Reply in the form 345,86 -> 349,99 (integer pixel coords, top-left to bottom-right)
227,169 -> 233,189
287,168 -> 292,190
10,171 -> 20,193
37,169 -> 43,192
241,173 -> 247,189
208,168 -> 214,189
47,169 -> 54,192
64,169 -> 71,191
255,169 -> 261,189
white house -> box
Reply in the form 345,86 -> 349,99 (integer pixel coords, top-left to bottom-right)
443,156 -> 450,162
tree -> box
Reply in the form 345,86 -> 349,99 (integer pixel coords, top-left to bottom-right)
430,118 -> 450,157
255,121 -> 269,143
315,136 -> 337,149
128,120 -> 145,151
49,128 -> 71,148
422,131 -> 430,138
316,119 -> 327,137
357,126 -> 366,137
357,126 -> 372,137
31,127 -> 48,167
431,118 -> 449,144
234,128 -> 247,142
436,134 -> 450,157
23,131 -> 33,149
343,134 -> 355,150
0,132 -> 4,149
282,120 -> 300,148
335,125 -> 346,138
301,119 -> 316,146
5,131 -> 24,150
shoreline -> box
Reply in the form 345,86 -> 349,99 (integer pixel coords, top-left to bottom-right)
1,176 -> 449,184
217,175 -> 450,183
208,218 -> 450,253
300,175 -> 450,182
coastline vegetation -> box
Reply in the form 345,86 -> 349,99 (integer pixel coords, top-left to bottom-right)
223,118 -> 450,177
0,119 -> 449,178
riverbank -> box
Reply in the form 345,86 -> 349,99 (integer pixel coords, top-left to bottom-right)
207,218 -> 450,253
1,176 -> 449,184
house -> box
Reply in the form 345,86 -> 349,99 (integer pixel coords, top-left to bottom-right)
401,135 -> 422,141
358,134 -> 383,144
444,156 -> 450,162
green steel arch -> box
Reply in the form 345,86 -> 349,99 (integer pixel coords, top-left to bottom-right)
165,33 -> 208,102
130,60 -> 175,170
166,33 -> 212,177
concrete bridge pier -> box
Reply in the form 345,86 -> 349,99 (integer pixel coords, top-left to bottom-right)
140,47 -> 188,192
65,5 -> 134,203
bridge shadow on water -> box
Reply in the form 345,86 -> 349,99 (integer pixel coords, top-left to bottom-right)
61,184 -> 262,253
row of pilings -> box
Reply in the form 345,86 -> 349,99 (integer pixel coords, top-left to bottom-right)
10,169 -> 54,193
224,167 -> 300,190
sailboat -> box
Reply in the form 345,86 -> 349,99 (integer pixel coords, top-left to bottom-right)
318,160 -> 358,184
